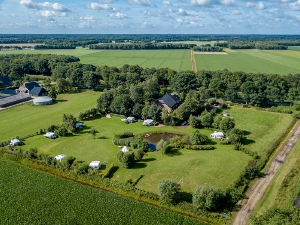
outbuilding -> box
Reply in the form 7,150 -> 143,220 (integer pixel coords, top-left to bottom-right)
210,131 -> 224,139
143,119 -> 154,126
89,161 -> 101,170
33,96 -> 53,105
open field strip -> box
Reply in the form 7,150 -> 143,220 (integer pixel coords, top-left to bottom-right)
2,48 -> 191,71
0,160 -> 207,225
289,46 -> 300,51
249,129 -> 300,222
195,50 -> 300,75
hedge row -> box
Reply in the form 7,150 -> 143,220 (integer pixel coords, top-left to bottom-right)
102,163 -> 114,178
185,145 -> 215,150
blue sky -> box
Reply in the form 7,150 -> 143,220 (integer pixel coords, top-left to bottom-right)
0,0 -> 299,34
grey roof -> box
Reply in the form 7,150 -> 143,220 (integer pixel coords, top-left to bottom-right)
0,76 -> 12,87
30,86 -> 47,96
160,93 -> 180,109
23,82 -> 40,91
0,93 -> 31,107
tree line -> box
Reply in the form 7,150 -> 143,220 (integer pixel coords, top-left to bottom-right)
89,43 -> 196,50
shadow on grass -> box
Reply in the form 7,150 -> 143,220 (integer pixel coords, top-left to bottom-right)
206,139 -> 218,145
178,191 -> 193,203
243,130 -> 252,136
52,99 -> 67,105
132,162 -> 147,169
107,166 -> 119,178
168,149 -> 183,157
97,136 -> 108,139
69,89 -> 87,94
242,139 -> 255,145
101,164 -> 106,170
142,157 -> 156,162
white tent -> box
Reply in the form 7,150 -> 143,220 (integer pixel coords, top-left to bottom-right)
10,138 -> 22,146
121,146 -> 129,153
54,154 -> 66,161
89,161 -> 101,170
44,132 -> 56,139
210,131 -> 224,139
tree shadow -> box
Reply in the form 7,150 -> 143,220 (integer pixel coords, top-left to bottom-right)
242,139 -> 255,145
101,164 -> 106,170
132,162 -> 147,169
243,130 -> 252,136
52,99 -> 67,105
178,191 -> 193,203
142,157 -> 156,162
75,125 -> 92,135
168,149 -> 183,157
69,89 -> 87,94
98,136 -> 108,139
206,139 -> 218,145
107,166 -> 119,178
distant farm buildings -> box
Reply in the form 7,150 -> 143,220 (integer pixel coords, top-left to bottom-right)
155,93 -> 180,113
19,82 -> 47,97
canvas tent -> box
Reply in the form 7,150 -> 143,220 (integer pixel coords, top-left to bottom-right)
143,119 -> 154,126
210,131 -> 224,139
44,132 -> 57,139
126,117 -> 136,123
10,138 -> 22,146
75,122 -> 83,129
121,146 -> 129,153
54,154 -> 66,161
89,161 -> 101,170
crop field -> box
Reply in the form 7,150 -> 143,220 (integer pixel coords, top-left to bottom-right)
289,46 -> 300,51
0,160 -> 207,225
2,48 -> 192,71
194,49 -> 300,75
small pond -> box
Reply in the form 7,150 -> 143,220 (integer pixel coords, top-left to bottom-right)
295,196 -> 300,208
143,133 -> 181,151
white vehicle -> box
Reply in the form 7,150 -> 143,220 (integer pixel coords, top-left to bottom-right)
89,161 -> 101,170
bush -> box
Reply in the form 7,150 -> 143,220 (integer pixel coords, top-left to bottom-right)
185,145 -> 215,150
269,106 -> 293,114
158,179 -> 181,205
189,130 -> 208,145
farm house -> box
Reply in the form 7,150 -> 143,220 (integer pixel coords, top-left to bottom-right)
210,131 -> 224,139
89,161 -> 101,170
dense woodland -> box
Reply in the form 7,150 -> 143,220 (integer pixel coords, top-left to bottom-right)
1,34 -> 300,50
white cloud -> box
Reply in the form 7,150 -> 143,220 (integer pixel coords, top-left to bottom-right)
190,0 -> 215,6
110,12 -> 129,19
141,20 -> 154,28
176,18 -> 183,23
128,0 -> 153,6
80,15 -> 96,22
37,10 -> 66,17
220,0 -> 234,5
88,3 -> 114,10
289,0 -> 300,10
246,1 -> 265,10
162,0 -> 171,5
177,8 -> 189,16
11,13 -> 17,18
231,9 -> 240,15
99,0 -> 114,3
20,0 -> 70,12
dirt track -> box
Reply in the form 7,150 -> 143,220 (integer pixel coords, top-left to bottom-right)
233,121 -> 300,225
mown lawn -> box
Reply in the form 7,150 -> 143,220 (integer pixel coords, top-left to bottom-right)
1,91 -> 294,194
0,160 -> 207,225
194,49 -> 300,75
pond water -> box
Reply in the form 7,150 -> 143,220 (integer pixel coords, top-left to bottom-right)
143,133 -> 180,151
295,196 -> 300,208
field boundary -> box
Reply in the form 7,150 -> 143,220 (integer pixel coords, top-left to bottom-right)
233,120 -> 300,225
191,49 -> 197,72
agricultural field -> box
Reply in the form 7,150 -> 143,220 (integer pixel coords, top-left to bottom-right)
1,48 -> 192,71
0,91 -> 294,194
194,49 -> 300,75
0,160 -> 207,225
249,129 -> 300,223
289,46 -> 300,51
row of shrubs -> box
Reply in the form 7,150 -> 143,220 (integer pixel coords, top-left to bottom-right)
269,106 -> 293,114
185,145 -> 215,150
78,108 -> 99,120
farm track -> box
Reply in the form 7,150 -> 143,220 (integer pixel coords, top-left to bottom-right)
233,121 -> 300,225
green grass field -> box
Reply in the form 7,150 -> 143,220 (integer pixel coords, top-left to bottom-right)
0,160 -> 207,225
1,91 -> 295,194
195,49 -> 300,75
2,48 -> 191,71
289,46 -> 300,51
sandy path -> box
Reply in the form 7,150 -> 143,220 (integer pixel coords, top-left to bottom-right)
233,121 -> 300,225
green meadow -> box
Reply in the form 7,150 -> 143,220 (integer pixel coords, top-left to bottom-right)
0,160 -> 207,225
0,91 -> 294,193
2,48 -> 192,71
194,49 -> 300,75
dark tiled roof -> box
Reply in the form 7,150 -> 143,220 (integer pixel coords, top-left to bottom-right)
30,86 -> 47,96
0,76 -> 12,86
0,93 -> 31,108
23,82 -> 40,91
160,93 -> 180,109
0,89 -> 17,95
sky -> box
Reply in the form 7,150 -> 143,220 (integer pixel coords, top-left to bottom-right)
0,0 -> 299,34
